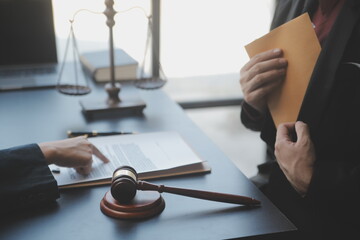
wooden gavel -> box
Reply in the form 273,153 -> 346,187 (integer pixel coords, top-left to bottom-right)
110,166 -> 261,206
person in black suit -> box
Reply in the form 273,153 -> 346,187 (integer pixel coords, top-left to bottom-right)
0,136 -> 109,214
240,0 -> 360,238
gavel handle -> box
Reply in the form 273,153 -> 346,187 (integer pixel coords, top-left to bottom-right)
137,181 -> 260,206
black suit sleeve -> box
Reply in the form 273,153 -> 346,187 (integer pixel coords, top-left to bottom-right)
240,101 -> 265,131
0,144 -> 60,214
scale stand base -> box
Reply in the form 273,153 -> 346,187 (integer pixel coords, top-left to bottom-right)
80,82 -> 146,117
80,98 -> 146,117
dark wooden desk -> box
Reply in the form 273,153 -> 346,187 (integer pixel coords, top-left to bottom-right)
0,84 -> 296,239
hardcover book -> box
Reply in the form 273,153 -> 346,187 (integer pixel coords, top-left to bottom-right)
80,48 -> 138,82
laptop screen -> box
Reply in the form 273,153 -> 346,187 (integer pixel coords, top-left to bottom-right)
0,0 -> 57,68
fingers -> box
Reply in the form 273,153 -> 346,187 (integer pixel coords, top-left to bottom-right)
75,162 -> 93,175
76,136 -> 109,163
241,53 -> 287,89
240,48 -> 287,112
91,144 -> 110,163
276,122 -> 296,142
75,140 -> 109,175
244,67 -> 286,96
41,136 -> 110,175
242,49 -> 284,72
246,59 -> 287,88
244,69 -> 285,102
276,121 -> 310,144
294,121 -> 310,143
275,122 -> 296,170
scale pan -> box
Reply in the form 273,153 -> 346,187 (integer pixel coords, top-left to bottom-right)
134,77 -> 166,90
57,84 -> 91,96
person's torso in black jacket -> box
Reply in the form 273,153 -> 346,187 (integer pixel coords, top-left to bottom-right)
242,0 -> 360,238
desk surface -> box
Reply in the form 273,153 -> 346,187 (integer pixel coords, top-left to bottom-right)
0,84 -> 296,240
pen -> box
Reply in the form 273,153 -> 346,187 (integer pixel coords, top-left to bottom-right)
67,130 -> 134,138
51,168 -> 61,174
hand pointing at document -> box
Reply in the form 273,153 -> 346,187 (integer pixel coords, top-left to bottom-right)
39,136 -> 110,175
1,136 -> 110,213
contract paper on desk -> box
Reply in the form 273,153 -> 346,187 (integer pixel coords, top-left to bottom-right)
50,131 -> 210,188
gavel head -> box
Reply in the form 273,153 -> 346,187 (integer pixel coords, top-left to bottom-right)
111,166 -> 138,203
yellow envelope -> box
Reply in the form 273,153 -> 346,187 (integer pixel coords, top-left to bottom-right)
245,13 -> 321,127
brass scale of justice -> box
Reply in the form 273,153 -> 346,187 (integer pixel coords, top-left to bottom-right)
58,0 -> 261,219
56,0 -> 167,115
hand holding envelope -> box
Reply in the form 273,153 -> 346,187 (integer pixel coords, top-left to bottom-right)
244,13 -> 321,127
240,48 -> 288,115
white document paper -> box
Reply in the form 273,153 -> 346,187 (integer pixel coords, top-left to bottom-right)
50,131 -> 206,187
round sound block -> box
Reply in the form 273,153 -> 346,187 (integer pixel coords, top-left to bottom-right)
100,190 -> 165,220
